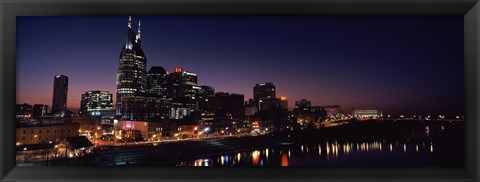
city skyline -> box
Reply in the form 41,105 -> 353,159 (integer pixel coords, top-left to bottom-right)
16,16 -> 464,115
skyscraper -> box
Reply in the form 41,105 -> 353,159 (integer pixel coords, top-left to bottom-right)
182,71 -> 198,99
51,75 -> 68,114
254,82 -> 275,100
116,17 -> 147,115
80,90 -> 114,117
147,66 -> 169,98
253,82 -> 275,111
169,67 -> 183,99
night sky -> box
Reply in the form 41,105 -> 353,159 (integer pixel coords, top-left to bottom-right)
16,16 -> 464,116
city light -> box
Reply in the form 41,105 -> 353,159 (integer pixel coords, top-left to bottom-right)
14,16 -> 464,167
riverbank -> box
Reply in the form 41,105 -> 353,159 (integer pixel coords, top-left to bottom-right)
18,119 -> 463,166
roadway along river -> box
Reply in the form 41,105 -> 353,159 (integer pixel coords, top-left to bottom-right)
23,119 -> 464,167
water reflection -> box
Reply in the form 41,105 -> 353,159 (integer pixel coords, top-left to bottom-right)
179,139 -> 445,167
174,120 -> 466,167
252,150 -> 260,166
281,152 -> 288,166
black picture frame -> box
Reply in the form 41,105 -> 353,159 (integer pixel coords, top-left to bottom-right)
1,0 -> 479,181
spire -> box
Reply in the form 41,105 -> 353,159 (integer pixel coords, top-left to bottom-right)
137,20 -> 141,40
128,16 -> 132,28
124,16 -> 135,50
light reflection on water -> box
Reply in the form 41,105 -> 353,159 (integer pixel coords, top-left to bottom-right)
179,140 -> 440,167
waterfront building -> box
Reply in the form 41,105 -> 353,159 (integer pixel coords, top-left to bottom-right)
71,115 -> 102,138
116,17 -> 147,115
79,90 -> 114,118
51,75 -> 68,114
120,95 -> 172,121
16,122 -> 80,145
116,119 -> 199,140
147,66 -> 169,98
293,105 -> 328,126
352,108 -> 382,118
32,104 -> 49,119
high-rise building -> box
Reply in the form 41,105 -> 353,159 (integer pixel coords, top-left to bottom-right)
197,85 -> 215,111
120,95 -> 172,121
32,104 -> 49,119
51,75 -> 68,114
169,67 -> 199,99
79,90 -> 114,118
253,82 -> 275,111
182,71 -> 198,99
279,96 -> 288,110
253,82 -> 276,100
169,67 -> 184,99
116,16 -> 147,115
147,66 -> 169,98
200,85 -> 215,97
167,67 -> 201,112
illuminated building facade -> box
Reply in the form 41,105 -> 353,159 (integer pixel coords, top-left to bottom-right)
168,67 -> 201,113
16,123 -> 80,145
169,68 -> 198,99
147,66 -> 169,98
352,108 -> 382,118
183,72 -> 198,100
120,95 -> 172,121
293,106 -> 327,126
79,90 -> 114,118
51,75 -> 68,114
116,17 -> 147,115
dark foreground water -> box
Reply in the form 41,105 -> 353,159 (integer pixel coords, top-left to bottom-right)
178,120 -> 464,167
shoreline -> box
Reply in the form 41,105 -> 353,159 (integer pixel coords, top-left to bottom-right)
17,119 -> 464,166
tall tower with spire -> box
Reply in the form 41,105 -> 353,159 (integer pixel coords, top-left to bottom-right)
116,16 -> 147,115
